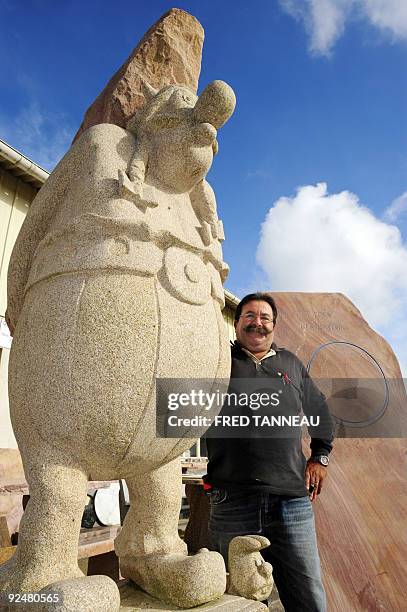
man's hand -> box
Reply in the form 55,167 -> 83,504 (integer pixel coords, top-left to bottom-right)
305,460 -> 327,502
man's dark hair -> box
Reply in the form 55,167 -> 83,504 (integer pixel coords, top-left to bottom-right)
234,293 -> 278,324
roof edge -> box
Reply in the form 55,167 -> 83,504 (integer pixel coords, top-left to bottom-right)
224,288 -> 240,309
0,138 -> 49,188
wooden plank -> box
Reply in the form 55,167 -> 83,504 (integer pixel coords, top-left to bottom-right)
0,480 -> 118,495
182,475 -> 204,485
78,525 -> 120,560
0,472 -> 205,495
0,516 -> 11,547
0,526 -> 121,567
0,545 -> 15,565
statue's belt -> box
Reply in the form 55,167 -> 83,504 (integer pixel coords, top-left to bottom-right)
25,236 -> 227,307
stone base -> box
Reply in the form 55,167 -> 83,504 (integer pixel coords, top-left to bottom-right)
119,581 -> 267,611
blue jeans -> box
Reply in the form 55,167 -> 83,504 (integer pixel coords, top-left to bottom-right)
209,489 -> 327,612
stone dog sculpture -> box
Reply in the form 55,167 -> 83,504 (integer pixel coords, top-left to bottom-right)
1,79 -> 271,609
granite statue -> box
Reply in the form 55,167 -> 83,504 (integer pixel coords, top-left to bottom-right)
1,79 -> 273,609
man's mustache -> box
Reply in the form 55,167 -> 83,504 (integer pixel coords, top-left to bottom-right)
244,325 -> 271,335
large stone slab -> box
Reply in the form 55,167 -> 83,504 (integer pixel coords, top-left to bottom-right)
272,291 -> 406,436
271,292 -> 407,611
272,292 -> 403,378
118,580 -> 267,611
73,8 -> 204,143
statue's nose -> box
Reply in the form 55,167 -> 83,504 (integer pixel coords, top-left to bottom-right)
193,122 -> 217,146
193,80 -> 236,129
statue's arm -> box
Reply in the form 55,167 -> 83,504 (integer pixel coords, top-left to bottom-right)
6,173 -> 65,333
190,179 -> 224,244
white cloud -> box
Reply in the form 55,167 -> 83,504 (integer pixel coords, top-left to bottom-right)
256,182 -> 407,371
384,191 -> 407,222
308,0 -> 351,55
362,0 -> 407,40
279,0 -> 407,56
0,101 -> 74,170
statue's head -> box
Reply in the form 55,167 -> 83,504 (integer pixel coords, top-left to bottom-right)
127,80 -> 236,193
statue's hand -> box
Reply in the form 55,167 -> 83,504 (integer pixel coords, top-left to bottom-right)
118,169 -> 142,201
190,180 -> 221,244
118,170 -> 158,210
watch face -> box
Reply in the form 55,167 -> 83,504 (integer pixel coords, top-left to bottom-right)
320,456 -> 329,466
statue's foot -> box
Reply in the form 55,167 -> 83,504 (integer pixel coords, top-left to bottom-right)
227,535 -> 274,601
120,548 -> 226,608
37,575 -> 120,612
0,554 -> 83,595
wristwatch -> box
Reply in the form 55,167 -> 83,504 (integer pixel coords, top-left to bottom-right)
310,455 -> 329,467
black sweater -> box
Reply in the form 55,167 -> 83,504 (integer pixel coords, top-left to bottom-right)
205,342 -> 334,496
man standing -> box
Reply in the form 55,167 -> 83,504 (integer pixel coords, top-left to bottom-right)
204,293 -> 334,612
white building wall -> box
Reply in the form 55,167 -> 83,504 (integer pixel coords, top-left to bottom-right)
0,348 -> 16,447
0,167 -> 37,449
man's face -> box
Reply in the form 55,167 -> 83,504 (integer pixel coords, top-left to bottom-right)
234,300 -> 274,355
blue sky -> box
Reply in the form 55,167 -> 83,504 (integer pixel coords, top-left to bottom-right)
1,0 -> 407,368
